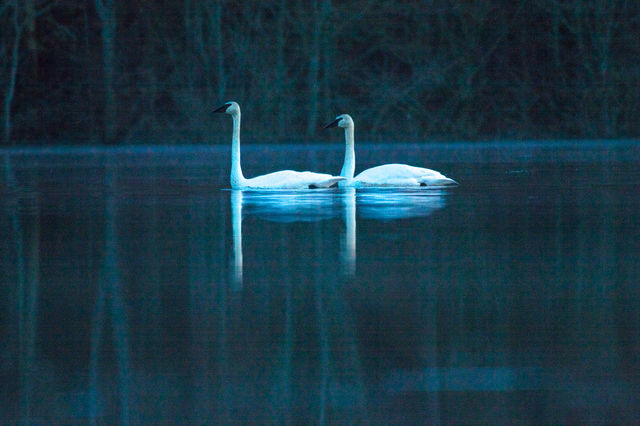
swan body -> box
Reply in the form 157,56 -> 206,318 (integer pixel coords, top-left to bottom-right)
325,114 -> 457,187
352,164 -> 455,187
214,101 -> 345,189
238,170 -> 344,189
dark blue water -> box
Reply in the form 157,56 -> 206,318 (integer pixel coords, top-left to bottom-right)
1,142 -> 639,423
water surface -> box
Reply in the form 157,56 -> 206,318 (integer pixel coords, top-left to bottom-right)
1,142 -> 639,423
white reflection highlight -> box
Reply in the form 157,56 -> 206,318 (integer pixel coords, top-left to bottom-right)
238,189 -> 341,222
231,190 -> 243,289
341,188 -> 356,276
356,188 -> 446,220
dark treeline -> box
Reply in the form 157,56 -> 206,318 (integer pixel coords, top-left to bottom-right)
1,0 -> 639,145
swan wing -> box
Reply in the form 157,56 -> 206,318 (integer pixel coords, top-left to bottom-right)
244,170 -> 345,189
354,164 -> 457,187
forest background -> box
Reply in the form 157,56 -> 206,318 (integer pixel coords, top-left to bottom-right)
1,0 -> 638,145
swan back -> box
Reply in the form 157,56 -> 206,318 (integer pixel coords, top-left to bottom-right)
244,170 -> 345,189
355,164 -> 457,187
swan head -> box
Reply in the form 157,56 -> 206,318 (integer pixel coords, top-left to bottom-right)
213,101 -> 240,115
324,114 -> 353,129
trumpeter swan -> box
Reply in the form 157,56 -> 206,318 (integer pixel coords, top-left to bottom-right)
214,102 -> 345,189
324,114 -> 457,187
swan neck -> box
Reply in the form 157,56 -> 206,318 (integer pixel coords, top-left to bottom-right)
230,111 -> 245,188
340,125 -> 355,180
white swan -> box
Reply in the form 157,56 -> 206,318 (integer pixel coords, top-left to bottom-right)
214,102 -> 345,189
324,114 -> 458,187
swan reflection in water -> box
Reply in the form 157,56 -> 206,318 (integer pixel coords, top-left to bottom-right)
356,188 -> 447,220
340,188 -> 447,275
231,190 -> 243,289
235,189 -> 342,223
230,189 -> 342,287
230,188 -> 447,285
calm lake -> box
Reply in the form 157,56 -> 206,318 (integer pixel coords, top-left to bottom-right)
2,141 -> 639,423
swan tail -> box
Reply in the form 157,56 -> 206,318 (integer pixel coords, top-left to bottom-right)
419,176 -> 458,187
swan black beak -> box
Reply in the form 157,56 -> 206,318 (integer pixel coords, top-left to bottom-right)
213,103 -> 231,113
324,118 -> 340,129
